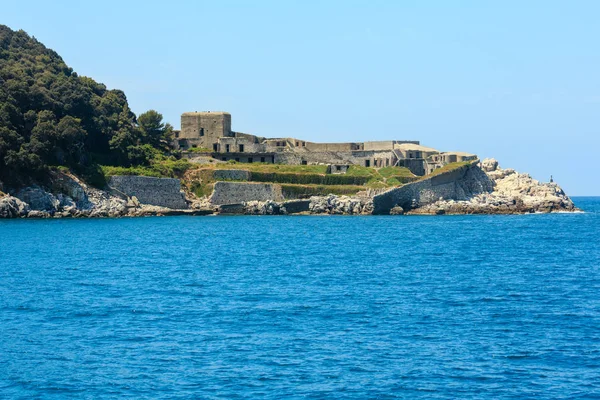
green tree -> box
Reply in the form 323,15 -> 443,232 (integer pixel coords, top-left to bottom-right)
138,110 -> 173,150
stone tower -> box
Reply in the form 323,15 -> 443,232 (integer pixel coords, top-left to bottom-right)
179,111 -> 232,149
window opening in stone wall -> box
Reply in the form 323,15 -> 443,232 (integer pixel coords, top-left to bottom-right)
239,144 -> 244,152
199,128 -> 204,136
365,160 -> 370,167
222,157 -> 227,161
213,143 -> 218,152
192,144 -> 197,148
248,157 -> 253,163
271,156 -> 275,163
301,160 -> 307,165
226,144 -> 230,152
261,157 -> 265,163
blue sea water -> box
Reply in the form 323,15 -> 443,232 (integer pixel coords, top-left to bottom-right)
0,197 -> 599,399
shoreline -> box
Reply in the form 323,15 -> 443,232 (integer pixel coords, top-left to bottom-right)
0,206 -> 585,220
0,159 -> 580,219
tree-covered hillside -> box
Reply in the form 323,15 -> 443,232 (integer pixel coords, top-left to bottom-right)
0,25 -> 174,187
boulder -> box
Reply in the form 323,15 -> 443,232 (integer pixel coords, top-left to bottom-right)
27,210 -> 51,218
15,186 -> 59,212
390,206 -> 404,215
308,195 -> 372,215
243,200 -> 280,215
0,195 -> 30,218
481,158 -> 499,172
50,172 -> 88,203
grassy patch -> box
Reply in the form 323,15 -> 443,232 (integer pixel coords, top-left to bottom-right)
386,177 -> 402,187
378,166 -> 416,179
366,181 -> 390,189
425,161 -> 471,178
190,181 -> 214,198
345,165 -> 379,178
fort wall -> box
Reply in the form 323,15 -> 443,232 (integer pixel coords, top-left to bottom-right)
213,170 -> 251,181
372,161 -> 491,214
107,176 -> 188,209
304,142 -> 361,152
180,112 -> 232,149
209,181 -> 284,205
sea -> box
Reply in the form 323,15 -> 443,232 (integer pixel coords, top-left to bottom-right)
1,197 -> 599,399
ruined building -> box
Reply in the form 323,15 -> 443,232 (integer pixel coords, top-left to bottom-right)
173,111 -> 477,176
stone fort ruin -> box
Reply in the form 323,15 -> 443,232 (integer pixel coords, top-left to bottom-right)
173,111 -> 477,176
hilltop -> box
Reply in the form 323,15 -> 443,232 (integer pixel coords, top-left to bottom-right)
0,25 -> 175,188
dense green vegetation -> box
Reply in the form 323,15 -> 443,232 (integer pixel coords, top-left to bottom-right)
0,25 -> 174,186
100,158 -> 192,179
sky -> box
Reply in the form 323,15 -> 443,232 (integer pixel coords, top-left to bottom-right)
4,0 -> 599,195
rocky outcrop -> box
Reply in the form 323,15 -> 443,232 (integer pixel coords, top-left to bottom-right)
406,159 -> 577,215
308,195 -> 373,215
15,186 -> 60,211
0,172 -> 211,219
372,162 -> 493,214
0,195 -> 30,218
243,200 -> 281,215
208,195 -> 372,216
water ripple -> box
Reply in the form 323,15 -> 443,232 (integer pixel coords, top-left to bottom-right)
0,197 -> 598,398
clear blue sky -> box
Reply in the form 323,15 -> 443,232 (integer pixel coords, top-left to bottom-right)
4,0 -> 599,195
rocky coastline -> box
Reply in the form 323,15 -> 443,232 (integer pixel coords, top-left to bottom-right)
0,159 -> 579,219
404,159 -> 578,215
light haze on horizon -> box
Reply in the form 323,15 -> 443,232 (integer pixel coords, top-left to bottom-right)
4,0 -> 599,195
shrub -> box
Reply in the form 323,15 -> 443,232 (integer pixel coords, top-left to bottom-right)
191,182 -> 214,198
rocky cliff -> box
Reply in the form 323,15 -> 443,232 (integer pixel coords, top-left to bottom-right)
372,161 -> 493,214
370,158 -> 577,215
0,172 -> 210,218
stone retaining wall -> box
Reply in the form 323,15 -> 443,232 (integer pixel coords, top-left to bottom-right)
209,181 -> 284,205
372,162 -> 492,214
108,176 -> 188,209
213,169 -> 251,181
